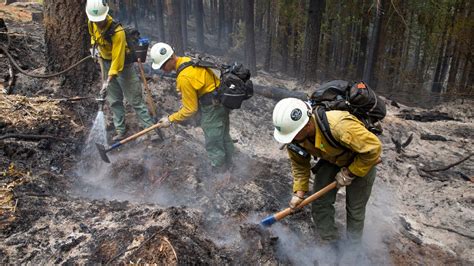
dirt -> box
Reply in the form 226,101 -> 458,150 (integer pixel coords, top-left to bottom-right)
1,3 -> 473,265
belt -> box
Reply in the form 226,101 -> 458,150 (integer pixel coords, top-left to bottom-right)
101,56 -> 134,66
199,91 -> 218,106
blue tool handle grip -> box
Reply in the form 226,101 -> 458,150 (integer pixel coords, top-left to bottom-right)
111,142 -> 121,149
260,215 -> 276,227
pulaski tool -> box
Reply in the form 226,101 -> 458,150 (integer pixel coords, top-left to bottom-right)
260,181 -> 337,227
95,122 -> 164,163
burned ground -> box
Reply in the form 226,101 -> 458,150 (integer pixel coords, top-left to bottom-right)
1,4 -> 473,265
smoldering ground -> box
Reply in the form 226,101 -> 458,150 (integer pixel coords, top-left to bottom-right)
3,80 -> 471,264
71,108 -> 399,265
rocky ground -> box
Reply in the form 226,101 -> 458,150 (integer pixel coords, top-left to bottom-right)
1,3 -> 473,265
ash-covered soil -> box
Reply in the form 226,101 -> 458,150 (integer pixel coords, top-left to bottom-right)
1,4 -> 473,265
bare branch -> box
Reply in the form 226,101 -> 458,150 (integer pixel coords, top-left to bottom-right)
421,153 -> 473,173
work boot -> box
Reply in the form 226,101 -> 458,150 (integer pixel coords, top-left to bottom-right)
316,239 -> 341,265
211,164 -> 228,175
112,131 -> 127,142
225,158 -> 234,172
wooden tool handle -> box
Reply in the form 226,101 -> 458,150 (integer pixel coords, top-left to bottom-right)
274,181 -> 337,221
98,57 -> 106,83
137,58 -> 157,118
119,122 -> 163,145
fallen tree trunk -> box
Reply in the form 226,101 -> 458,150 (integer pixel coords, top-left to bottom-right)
421,133 -> 447,141
253,85 -> 307,101
34,96 -> 93,103
146,65 -> 308,101
0,134 -> 70,141
396,110 -> 457,122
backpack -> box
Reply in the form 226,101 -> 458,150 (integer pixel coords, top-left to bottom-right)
309,80 -> 386,148
89,20 -> 149,64
176,59 -> 254,109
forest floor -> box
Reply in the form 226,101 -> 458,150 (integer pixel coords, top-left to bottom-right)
1,3 -> 473,265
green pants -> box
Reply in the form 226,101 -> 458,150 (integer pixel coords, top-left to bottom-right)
103,61 -> 154,133
200,104 -> 234,167
311,160 -> 376,242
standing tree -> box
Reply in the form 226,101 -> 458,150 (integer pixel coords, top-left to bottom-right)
301,0 -> 326,82
155,0 -> 166,42
217,0 -> 225,46
43,0 -> 95,92
195,0 -> 205,51
166,0 -> 184,54
225,1 -> 234,48
357,0 -> 370,79
181,0 -> 188,49
363,0 -> 388,87
243,0 -> 257,75
263,0 -> 274,71
210,0 -> 218,34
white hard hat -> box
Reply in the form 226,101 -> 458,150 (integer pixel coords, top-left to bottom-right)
273,98 -> 312,144
150,42 -> 174,69
86,0 -> 109,22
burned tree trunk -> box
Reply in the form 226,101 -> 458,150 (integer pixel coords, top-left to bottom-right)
280,23 -> 290,73
195,0 -> 205,51
180,0 -> 188,49
356,0 -> 369,79
226,1 -> 234,48
301,0 -> 326,83
263,0 -> 273,71
155,0 -> 166,42
43,0 -> 95,92
243,0 -> 257,75
431,27 -> 448,93
166,0 -> 184,55
363,0 -> 388,87
217,0 -> 225,46
210,0 -> 218,34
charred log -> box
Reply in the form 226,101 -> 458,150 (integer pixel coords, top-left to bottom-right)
396,110 -> 457,122
253,85 -> 307,101
456,171 -> 474,183
421,133 -> 447,141
0,134 -> 70,141
391,100 -> 400,108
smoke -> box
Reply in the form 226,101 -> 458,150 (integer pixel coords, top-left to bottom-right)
361,179 -> 398,265
70,93 -> 397,264
243,179 -> 398,265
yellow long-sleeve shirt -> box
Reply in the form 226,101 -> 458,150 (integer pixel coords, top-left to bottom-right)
169,57 -> 220,122
88,15 -> 127,76
289,111 -> 382,192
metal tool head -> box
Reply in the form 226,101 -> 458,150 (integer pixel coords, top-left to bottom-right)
95,142 -> 110,163
96,98 -> 106,112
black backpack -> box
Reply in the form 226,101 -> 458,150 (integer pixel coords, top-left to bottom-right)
176,59 -> 254,109
309,80 -> 386,148
89,20 -> 148,64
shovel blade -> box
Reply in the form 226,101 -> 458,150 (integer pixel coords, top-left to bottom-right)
95,143 -> 110,163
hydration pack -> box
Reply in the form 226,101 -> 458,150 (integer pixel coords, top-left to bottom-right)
89,20 -> 149,64
309,80 -> 386,149
176,59 -> 254,109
